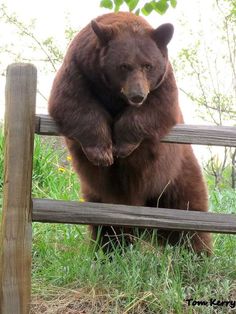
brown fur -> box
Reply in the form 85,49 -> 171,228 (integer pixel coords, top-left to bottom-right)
48,12 -> 212,255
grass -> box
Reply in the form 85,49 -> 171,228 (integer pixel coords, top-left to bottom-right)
32,135 -> 81,200
30,202 -> 236,313
0,131 -> 236,313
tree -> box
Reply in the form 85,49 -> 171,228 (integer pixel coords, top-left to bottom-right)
99,0 -> 177,15
0,4 -> 77,104
176,1 -> 236,189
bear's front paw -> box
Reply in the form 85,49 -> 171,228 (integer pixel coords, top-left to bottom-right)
82,145 -> 114,167
114,142 -> 140,158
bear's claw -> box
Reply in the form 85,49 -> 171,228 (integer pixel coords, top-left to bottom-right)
82,145 -> 114,167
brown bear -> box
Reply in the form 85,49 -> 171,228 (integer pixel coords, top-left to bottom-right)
48,12 -> 212,255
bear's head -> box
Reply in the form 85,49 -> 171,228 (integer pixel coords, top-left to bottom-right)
91,19 -> 173,107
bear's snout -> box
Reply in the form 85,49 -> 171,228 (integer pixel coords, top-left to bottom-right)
128,93 -> 147,106
121,71 -> 149,106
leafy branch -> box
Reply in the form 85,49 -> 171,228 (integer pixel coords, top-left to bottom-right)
100,0 -> 177,15
0,4 -> 62,72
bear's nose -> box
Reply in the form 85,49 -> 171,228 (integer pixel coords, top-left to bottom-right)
129,94 -> 145,104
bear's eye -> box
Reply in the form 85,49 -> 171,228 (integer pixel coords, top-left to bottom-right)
119,63 -> 132,72
143,64 -> 153,71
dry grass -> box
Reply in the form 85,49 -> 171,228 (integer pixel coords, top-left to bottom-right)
30,286 -> 155,314
31,287 -> 109,314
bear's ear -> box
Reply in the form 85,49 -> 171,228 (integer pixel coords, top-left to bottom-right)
91,20 -> 114,45
151,23 -> 174,47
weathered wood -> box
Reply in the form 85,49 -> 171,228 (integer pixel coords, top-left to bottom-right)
163,124 -> 236,147
35,114 -> 57,135
32,198 -> 236,234
0,64 -> 37,314
35,114 -> 236,147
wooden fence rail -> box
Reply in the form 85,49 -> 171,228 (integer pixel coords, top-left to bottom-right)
35,114 -> 236,147
1,63 -> 236,314
32,198 -> 236,234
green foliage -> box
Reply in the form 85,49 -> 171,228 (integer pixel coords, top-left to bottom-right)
42,37 -> 64,64
28,135 -> 236,311
100,0 -> 177,15
0,3 -> 71,77
100,0 -> 114,10
205,159 -> 233,190
0,129 -> 80,200
32,188 -> 236,312
127,0 -> 140,12
175,3 -> 236,189
217,0 -> 236,22
32,135 -> 81,200
210,188 -> 236,214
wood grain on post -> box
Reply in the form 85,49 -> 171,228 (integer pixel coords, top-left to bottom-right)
0,64 -> 37,314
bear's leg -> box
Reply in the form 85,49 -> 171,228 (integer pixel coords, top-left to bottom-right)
146,196 -> 213,255
89,225 -> 133,254
145,198 -> 183,248
84,194 -> 133,253
157,229 -> 212,256
188,231 -> 212,255
174,177 -> 213,256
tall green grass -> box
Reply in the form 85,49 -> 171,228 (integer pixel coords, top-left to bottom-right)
32,135 -> 81,200
0,130 -> 236,313
31,204 -> 236,313
31,135 -> 236,313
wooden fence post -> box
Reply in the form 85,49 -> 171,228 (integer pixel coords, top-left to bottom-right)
0,64 -> 37,314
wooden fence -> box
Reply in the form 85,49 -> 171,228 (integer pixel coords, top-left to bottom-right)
0,63 -> 236,314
